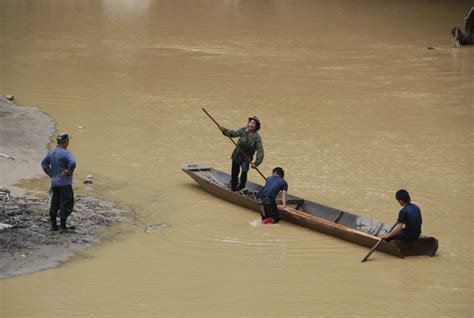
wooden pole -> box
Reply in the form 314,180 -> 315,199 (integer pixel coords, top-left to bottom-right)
361,223 -> 398,263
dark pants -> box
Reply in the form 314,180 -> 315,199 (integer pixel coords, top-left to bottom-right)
259,197 -> 281,223
386,233 -> 419,242
50,185 -> 74,228
231,160 -> 249,191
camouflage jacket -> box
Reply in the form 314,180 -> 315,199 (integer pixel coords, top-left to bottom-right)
224,126 -> 264,166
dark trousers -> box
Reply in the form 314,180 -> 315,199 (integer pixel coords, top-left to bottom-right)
259,197 -> 281,223
386,233 -> 419,242
50,185 -> 74,227
231,160 -> 249,191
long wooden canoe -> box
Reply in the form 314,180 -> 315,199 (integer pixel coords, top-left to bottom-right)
182,163 -> 438,259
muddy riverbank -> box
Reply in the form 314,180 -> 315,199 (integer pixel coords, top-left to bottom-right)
0,192 -> 132,278
0,96 -> 55,196
0,96 -> 134,278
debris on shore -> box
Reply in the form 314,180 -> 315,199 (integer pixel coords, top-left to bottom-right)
83,175 -> 94,184
0,189 -> 133,278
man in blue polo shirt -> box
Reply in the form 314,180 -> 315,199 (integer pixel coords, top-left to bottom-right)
41,133 -> 77,233
259,167 -> 288,224
381,189 -> 422,241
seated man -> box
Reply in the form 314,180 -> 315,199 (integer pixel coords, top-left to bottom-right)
381,189 -> 422,241
259,167 -> 288,224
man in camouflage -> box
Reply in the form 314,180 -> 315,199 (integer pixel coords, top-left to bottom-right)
220,116 -> 264,191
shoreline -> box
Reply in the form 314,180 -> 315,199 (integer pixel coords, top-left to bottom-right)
0,96 -> 55,196
0,96 -> 134,278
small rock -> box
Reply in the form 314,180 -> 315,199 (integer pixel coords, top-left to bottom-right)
144,223 -> 168,233
83,175 -> 94,184
0,187 -> 11,200
427,47 -> 435,50
0,187 -> 11,193
5,95 -> 14,100
0,223 -> 13,230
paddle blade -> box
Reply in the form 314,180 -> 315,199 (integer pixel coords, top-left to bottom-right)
361,253 -> 372,263
361,239 -> 384,263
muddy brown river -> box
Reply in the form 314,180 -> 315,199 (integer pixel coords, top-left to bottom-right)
0,0 -> 472,316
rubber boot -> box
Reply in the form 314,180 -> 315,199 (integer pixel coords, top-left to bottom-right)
50,217 -> 59,231
262,217 -> 274,224
60,218 -> 75,233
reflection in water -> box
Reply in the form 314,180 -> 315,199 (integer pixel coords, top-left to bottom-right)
0,0 -> 472,316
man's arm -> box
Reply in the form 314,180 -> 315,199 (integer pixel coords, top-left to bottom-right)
253,136 -> 264,167
67,153 -> 76,172
41,153 -> 52,177
381,223 -> 403,239
62,153 -> 77,176
221,127 -> 244,138
281,190 -> 288,208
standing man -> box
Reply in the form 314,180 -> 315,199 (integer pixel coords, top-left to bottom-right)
41,133 -> 77,233
259,167 -> 288,224
220,116 -> 264,192
381,189 -> 422,241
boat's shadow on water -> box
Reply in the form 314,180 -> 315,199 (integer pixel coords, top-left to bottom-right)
181,182 -> 208,193
181,181 -> 235,197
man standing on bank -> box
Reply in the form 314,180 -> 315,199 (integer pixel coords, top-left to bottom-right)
220,116 -> 264,192
259,167 -> 288,224
41,133 -> 77,233
381,189 -> 422,241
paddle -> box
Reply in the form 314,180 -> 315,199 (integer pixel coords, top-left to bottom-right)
201,107 -> 267,181
361,223 -> 398,263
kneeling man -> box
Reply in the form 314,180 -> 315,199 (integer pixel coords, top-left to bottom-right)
259,167 -> 288,224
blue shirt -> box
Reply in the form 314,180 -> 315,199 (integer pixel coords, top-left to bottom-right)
397,203 -> 422,239
41,147 -> 76,186
260,176 -> 288,200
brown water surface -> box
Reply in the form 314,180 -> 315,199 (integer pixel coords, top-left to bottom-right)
0,0 -> 472,317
